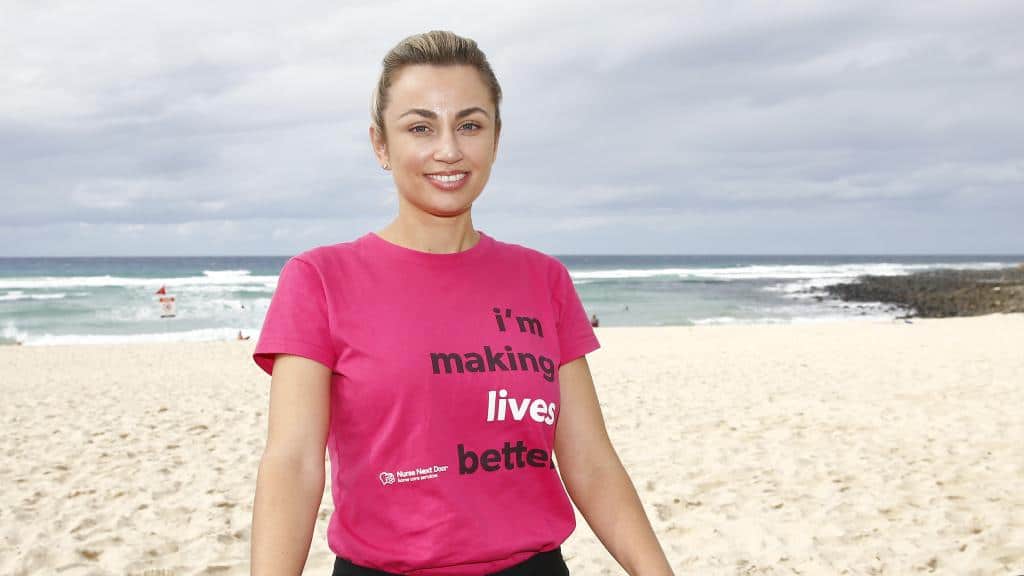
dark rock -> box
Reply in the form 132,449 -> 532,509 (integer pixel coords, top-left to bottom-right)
825,266 -> 1024,318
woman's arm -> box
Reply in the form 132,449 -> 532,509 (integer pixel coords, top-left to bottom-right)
554,356 -> 675,576
251,354 -> 332,576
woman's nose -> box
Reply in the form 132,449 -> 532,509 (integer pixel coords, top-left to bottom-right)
434,128 -> 463,162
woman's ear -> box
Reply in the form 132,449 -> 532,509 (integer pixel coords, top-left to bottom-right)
369,125 -> 388,167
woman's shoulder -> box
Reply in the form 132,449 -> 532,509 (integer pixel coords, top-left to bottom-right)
489,234 -> 566,273
288,235 -> 368,269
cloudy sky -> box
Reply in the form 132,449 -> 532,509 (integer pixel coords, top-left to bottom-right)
2,1 -> 1021,256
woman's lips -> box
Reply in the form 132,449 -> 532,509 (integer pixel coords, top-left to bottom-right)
425,172 -> 469,191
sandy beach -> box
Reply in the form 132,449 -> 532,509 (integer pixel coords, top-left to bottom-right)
2,314 -> 1022,576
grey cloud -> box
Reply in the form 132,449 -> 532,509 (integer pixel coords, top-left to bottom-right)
1,0 -> 1021,255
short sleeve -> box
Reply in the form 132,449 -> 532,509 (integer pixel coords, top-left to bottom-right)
252,256 -> 337,376
553,259 -> 601,366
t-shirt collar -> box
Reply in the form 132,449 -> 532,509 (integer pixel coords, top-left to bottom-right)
362,229 -> 494,266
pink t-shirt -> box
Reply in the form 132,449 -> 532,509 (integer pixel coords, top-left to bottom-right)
252,229 -> 600,575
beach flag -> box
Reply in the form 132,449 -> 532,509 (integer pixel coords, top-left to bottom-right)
156,285 -> 176,318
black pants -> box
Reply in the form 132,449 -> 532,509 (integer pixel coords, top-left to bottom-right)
332,547 -> 570,576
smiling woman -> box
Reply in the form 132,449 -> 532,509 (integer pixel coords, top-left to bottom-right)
370,61 -> 500,226
249,30 -> 674,576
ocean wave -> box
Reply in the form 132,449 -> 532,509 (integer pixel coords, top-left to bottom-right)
0,291 -> 68,301
181,285 -> 277,294
2,320 -> 28,344
18,326 -> 261,346
759,262 -> 1017,298
690,313 -> 900,326
572,261 -> 1014,283
202,269 -> 253,278
0,270 -> 278,291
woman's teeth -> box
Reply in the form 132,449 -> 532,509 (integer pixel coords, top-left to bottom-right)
428,173 -> 466,183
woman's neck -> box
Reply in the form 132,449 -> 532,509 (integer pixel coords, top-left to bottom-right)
376,215 -> 479,254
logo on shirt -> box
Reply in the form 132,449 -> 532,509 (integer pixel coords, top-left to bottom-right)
378,464 -> 449,487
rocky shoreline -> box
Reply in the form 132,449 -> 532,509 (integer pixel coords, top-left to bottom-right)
825,265 -> 1024,318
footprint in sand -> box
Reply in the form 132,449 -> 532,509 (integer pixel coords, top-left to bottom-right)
653,502 -> 674,521
70,517 -> 99,540
14,545 -> 51,574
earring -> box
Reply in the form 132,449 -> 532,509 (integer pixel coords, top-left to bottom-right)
383,161 -> 390,170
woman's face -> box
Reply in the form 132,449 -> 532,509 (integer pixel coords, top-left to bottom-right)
371,64 -> 500,219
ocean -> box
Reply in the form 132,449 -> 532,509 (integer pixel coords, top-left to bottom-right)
1,254 -> 1021,346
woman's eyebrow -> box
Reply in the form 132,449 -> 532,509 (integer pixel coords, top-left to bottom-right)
398,107 -> 490,120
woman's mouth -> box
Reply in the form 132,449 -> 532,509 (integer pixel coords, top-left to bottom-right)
425,172 -> 469,191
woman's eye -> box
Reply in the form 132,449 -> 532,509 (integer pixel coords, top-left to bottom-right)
409,123 -> 479,134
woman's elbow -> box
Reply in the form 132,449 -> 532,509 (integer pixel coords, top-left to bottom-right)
258,449 -> 327,485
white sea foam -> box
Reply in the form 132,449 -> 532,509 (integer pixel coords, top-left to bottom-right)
2,320 -> 28,343
201,269 -> 253,278
0,270 -> 278,291
0,291 -> 68,301
760,262 -> 1016,299
184,285 -> 277,294
571,261 -> 1013,283
691,313 -> 900,326
20,326 -> 261,346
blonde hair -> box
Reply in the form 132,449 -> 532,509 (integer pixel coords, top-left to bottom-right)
371,30 -> 502,143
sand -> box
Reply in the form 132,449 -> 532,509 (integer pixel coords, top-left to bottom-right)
1,314 -> 1022,575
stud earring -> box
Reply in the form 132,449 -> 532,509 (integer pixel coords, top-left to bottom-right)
383,161 -> 390,170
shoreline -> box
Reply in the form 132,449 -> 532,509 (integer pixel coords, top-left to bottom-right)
5,311 -> 1022,349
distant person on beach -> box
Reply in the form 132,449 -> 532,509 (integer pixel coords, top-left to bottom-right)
591,313 -> 600,327
249,31 -> 673,576
237,330 -> 250,341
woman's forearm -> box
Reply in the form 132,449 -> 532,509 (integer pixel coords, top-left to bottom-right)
251,452 -> 326,575
564,454 -> 675,576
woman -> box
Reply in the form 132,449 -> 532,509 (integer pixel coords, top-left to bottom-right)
250,30 -> 674,576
